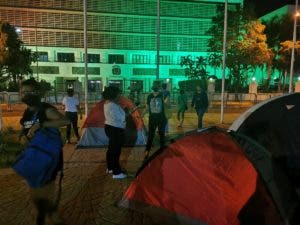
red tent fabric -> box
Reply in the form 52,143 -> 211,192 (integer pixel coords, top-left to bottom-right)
77,96 -> 146,148
120,129 -> 259,225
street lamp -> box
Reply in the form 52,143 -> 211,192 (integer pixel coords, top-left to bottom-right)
289,0 -> 299,93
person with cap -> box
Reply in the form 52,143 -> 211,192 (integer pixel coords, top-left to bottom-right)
62,88 -> 82,144
142,85 -> 167,161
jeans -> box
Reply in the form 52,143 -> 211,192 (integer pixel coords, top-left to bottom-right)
146,115 -> 166,151
65,111 -> 79,140
196,108 -> 206,129
104,125 -> 125,175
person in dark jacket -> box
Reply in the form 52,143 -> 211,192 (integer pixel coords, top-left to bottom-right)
19,78 -> 69,225
191,86 -> 209,131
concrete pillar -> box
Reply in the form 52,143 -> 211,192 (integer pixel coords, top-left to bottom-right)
249,81 -> 258,94
295,80 -> 300,92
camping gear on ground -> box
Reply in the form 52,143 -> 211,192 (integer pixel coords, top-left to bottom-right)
13,128 -> 63,188
77,96 -> 147,148
120,93 -> 300,225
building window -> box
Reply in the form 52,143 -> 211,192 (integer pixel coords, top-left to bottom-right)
83,53 -> 100,63
156,55 -> 171,64
57,52 -> 75,62
108,54 -> 124,64
132,54 -> 149,64
37,52 -> 48,62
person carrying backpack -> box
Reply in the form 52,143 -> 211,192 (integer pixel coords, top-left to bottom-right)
17,78 -> 69,225
142,85 -> 167,161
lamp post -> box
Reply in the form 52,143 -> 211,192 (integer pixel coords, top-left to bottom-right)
35,25 -> 39,81
83,0 -> 88,117
156,0 -> 160,81
220,0 -> 228,123
289,0 -> 299,94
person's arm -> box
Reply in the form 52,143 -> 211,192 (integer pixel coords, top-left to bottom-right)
77,103 -> 82,119
62,97 -> 66,111
42,107 -> 70,128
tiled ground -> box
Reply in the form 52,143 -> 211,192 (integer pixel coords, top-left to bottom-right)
0,111 -> 242,225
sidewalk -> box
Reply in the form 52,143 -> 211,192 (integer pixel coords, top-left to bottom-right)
0,111 -> 244,225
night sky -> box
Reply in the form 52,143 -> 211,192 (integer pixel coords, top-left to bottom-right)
245,0 -> 295,16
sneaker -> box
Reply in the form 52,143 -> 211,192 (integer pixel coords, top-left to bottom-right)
106,169 -> 113,174
112,173 -> 127,179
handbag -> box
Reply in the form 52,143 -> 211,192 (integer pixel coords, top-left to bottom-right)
13,128 -> 63,188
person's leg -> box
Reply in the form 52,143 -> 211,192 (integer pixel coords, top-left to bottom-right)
177,110 -> 180,121
65,112 -> 71,143
31,181 -> 63,225
158,118 -> 166,148
145,117 -> 156,151
110,127 -> 125,175
104,125 -> 114,172
71,112 -> 80,140
197,108 -> 205,129
179,110 -> 185,126
144,117 -> 157,159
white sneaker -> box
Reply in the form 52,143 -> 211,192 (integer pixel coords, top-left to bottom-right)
106,169 -> 113,174
112,173 -> 127,179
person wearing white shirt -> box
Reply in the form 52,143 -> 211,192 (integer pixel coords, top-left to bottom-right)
62,88 -> 82,143
103,86 -> 127,179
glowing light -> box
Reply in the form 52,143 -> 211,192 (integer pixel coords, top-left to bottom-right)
15,27 -> 21,33
252,77 -> 256,81
298,76 -> 300,81
166,78 -> 170,83
209,78 -> 214,82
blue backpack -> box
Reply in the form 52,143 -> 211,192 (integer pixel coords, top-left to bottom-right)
13,128 -> 63,188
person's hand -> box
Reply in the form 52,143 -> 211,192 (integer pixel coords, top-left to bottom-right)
27,123 -> 40,139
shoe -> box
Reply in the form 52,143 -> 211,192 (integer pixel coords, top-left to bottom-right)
106,169 -> 113,174
112,173 -> 127,179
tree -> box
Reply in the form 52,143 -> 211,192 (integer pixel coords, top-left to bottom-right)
0,22 -> 34,90
180,55 -> 209,89
263,14 -> 300,92
206,5 -> 273,93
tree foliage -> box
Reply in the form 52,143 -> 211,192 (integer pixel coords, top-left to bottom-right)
263,14 -> 300,91
180,55 -> 209,89
206,5 -> 273,93
0,22 -> 34,90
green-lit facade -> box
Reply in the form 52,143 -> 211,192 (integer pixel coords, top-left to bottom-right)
0,0 -> 243,93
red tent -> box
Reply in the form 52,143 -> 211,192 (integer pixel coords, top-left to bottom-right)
77,96 -> 146,148
120,128 -> 282,225
120,93 -> 300,225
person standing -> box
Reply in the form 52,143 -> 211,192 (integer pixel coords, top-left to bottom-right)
19,78 -> 69,225
191,86 -> 209,131
102,86 -> 127,179
162,83 -> 171,134
143,86 -> 167,160
62,88 -> 82,144
177,89 -> 188,127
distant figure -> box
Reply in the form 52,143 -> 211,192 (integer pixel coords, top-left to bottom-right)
19,78 -> 69,225
162,83 -> 171,134
62,88 -> 82,144
143,85 -> 167,161
177,89 -> 188,127
103,86 -> 127,179
191,86 -> 209,131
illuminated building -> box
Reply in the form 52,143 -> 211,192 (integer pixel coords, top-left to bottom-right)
0,0 -> 243,93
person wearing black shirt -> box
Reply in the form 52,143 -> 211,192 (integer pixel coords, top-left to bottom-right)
191,86 -> 209,131
19,78 -> 69,225
142,86 -> 167,160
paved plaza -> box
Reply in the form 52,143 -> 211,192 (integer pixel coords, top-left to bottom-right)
0,110 -> 243,225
